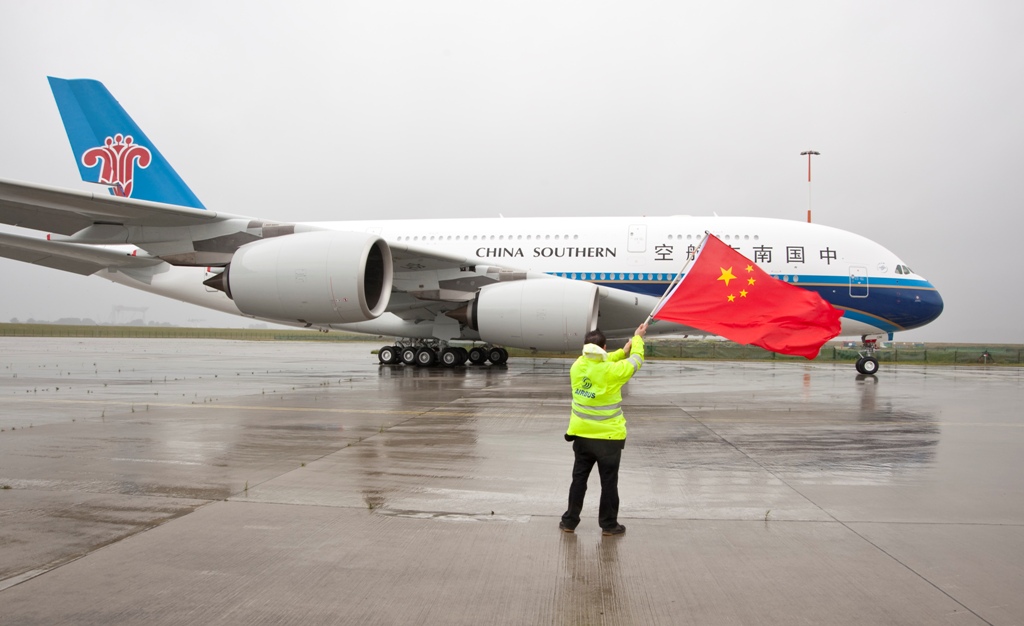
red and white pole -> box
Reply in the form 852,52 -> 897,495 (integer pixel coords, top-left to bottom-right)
800,150 -> 819,223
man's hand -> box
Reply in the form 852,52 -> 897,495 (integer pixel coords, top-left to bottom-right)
624,322 -> 649,355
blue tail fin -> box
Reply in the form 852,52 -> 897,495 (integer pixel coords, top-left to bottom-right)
48,77 -> 205,209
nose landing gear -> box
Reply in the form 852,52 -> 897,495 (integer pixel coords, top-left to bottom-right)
855,337 -> 880,375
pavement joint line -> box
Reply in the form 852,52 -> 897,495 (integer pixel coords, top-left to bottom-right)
14,404 -> 1008,429
0,500 -> 212,594
0,568 -> 52,593
676,402 -> 997,626
6,397 -> 480,418
830,524 -> 996,626
221,400 -> 437,503
838,520 -> 1024,528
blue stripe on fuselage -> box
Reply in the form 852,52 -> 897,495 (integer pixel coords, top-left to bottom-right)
547,272 -> 943,332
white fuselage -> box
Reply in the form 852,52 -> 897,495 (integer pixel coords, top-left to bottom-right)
104,214 -> 942,343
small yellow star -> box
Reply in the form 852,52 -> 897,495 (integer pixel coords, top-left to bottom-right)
718,267 -> 737,286
748,277 -> 756,286
739,289 -> 748,298
727,294 -> 736,302
745,264 -> 754,273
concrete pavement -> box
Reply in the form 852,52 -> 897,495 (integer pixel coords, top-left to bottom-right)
1,338 -> 1021,624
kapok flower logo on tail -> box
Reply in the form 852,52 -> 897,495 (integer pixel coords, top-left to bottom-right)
81,134 -> 151,197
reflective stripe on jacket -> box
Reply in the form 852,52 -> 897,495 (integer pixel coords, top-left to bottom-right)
566,335 -> 645,440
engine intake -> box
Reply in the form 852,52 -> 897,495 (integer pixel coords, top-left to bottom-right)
210,231 -> 392,324
466,279 -> 599,351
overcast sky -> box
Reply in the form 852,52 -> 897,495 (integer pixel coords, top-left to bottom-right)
1,1 -> 1022,342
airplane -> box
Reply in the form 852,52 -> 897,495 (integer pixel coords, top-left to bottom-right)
0,77 -> 943,375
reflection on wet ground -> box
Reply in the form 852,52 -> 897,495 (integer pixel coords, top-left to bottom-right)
0,339 -> 1021,624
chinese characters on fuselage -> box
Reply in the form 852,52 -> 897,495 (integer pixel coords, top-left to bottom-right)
650,244 -> 839,265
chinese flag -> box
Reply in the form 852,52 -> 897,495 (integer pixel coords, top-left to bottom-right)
652,234 -> 843,358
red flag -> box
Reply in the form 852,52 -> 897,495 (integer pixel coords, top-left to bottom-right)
652,234 -> 843,358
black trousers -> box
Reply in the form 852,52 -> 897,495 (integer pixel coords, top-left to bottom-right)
561,437 -> 624,530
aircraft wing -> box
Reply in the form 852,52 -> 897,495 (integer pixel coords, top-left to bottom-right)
0,177 -> 655,343
0,178 -> 232,235
0,177 -> 289,265
0,176 -> 515,296
0,230 -> 164,275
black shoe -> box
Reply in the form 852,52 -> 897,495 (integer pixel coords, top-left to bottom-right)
559,522 -> 575,533
601,524 -> 626,536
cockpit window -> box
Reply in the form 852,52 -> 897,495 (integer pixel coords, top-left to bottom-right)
895,264 -> 913,275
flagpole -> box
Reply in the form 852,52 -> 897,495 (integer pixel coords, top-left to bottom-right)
645,233 -> 713,324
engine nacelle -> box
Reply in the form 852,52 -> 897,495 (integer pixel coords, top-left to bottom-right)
467,279 -> 599,351
220,231 -> 393,324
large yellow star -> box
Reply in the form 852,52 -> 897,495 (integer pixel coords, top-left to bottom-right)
718,267 -> 737,286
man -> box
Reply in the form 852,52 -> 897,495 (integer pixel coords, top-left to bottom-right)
560,321 -> 648,536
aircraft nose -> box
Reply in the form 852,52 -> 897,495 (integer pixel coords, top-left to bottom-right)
905,283 -> 944,330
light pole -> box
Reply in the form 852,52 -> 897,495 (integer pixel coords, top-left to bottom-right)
800,150 -> 820,222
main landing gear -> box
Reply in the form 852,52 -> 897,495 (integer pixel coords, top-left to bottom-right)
377,342 -> 509,367
855,336 -> 880,375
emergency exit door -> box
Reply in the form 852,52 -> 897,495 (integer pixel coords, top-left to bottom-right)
849,265 -> 869,298
628,224 -> 647,253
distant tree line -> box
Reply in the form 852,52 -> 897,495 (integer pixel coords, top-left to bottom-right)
8,317 -> 176,327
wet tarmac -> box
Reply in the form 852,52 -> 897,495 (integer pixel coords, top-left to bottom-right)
0,337 -> 1021,625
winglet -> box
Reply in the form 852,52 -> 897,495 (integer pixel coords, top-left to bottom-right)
47,77 -> 206,209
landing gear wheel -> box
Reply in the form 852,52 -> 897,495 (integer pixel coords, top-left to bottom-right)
467,347 -> 488,365
855,356 -> 879,375
400,347 -> 418,366
415,347 -> 438,367
440,348 -> 465,367
487,347 -> 509,365
378,345 -> 399,365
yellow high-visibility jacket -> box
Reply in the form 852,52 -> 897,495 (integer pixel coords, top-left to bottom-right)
566,336 -> 645,440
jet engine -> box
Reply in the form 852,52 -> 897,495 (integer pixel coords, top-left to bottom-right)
465,279 -> 599,351
207,231 -> 393,324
